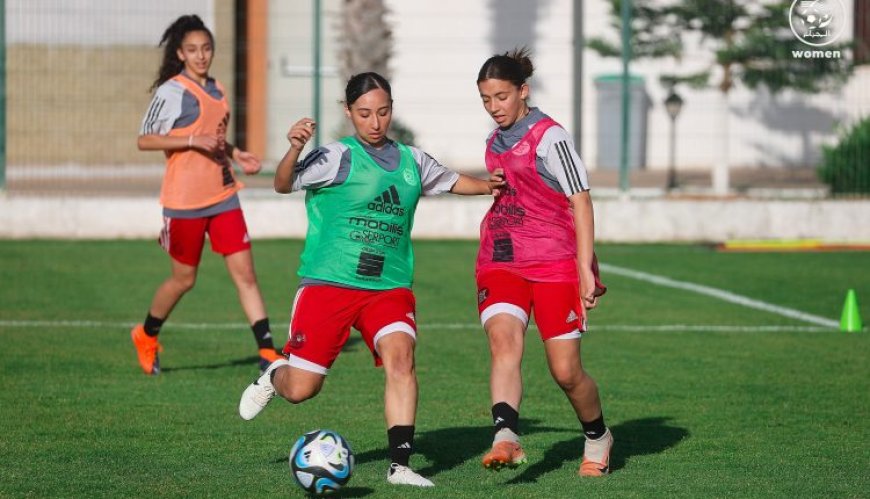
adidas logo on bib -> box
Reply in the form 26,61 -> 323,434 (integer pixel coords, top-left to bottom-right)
368,185 -> 405,215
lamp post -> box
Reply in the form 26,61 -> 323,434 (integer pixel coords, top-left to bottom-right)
664,89 -> 683,191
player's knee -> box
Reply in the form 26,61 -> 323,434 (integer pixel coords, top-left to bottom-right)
384,352 -> 415,379
381,343 -> 416,379
235,269 -> 259,288
551,365 -> 583,392
285,388 -> 318,404
273,366 -> 324,403
173,274 -> 196,293
283,383 -> 321,404
488,330 -> 523,360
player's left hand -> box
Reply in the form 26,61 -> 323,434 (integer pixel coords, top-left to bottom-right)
580,267 -> 599,310
237,150 -> 262,175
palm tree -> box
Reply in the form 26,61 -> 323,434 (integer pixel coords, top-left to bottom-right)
337,0 -> 415,144
338,0 -> 392,79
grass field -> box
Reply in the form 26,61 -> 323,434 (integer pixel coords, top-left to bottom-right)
1,240 -> 868,498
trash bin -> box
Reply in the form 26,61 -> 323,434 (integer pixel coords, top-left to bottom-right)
594,74 -> 649,169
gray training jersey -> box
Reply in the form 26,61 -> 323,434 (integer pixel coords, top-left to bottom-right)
487,107 -> 590,196
292,138 -> 460,195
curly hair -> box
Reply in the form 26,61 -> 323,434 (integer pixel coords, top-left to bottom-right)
150,14 -> 214,91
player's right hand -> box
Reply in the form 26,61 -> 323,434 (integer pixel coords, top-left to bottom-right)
191,134 -> 219,153
288,118 -> 316,150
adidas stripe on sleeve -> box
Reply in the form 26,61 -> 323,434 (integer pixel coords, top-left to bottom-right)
409,146 -> 461,196
538,126 -> 589,195
139,80 -> 185,136
291,142 -> 346,191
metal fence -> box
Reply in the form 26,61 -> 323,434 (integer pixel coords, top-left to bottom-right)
2,0 -> 868,198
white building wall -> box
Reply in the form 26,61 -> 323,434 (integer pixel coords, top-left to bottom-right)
4,195 -> 869,243
389,0 -> 576,171
266,0 -> 346,161
582,0 -> 870,171
265,0 -> 869,173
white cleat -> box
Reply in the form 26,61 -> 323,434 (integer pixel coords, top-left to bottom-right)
386,464 -> 434,487
238,359 -> 289,420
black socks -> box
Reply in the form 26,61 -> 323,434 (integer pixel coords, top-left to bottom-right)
387,425 -> 415,468
251,318 -> 276,349
492,402 -> 519,435
143,313 -> 164,337
144,315 -> 277,352
581,414 -> 607,440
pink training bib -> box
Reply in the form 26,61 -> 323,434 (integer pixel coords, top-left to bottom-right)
476,117 -> 578,282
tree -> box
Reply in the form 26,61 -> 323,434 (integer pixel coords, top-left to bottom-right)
587,0 -> 853,194
586,0 -> 683,61
338,0 -> 392,80
336,0 -> 415,144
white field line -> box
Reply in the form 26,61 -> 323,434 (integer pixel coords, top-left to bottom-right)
0,265 -> 845,333
0,320 -> 837,333
599,263 -> 840,329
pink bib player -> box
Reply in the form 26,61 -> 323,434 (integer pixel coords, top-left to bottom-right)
476,117 -> 578,282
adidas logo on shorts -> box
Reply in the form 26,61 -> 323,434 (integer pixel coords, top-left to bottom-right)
566,310 -> 579,323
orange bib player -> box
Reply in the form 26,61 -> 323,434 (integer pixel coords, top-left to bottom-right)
130,14 -> 282,376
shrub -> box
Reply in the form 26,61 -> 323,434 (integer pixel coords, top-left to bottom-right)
818,117 -> 870,195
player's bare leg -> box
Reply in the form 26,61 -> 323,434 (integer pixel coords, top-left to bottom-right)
377,331 -> 433,487
224,250 -> 282,370
239,362 -> 324,420
482,313 -> 528,470
378,332 -> 418,428
272,365 -> 324,403
224,249 -> 267,322
150,258 -> 198,318
544,338 -> 613,476
131,258 -> 197,374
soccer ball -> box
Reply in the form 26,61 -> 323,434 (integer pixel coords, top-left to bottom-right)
289,429 -> 354,495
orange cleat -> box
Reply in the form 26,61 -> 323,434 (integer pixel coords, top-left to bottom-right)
579,429 -> 613,477
482,440 -> 527,471
131,324 -> 162,375
258,348 -> 284,373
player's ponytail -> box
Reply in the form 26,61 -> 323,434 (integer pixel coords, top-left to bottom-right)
477,47 -> 535,88
150,14 -> 214,92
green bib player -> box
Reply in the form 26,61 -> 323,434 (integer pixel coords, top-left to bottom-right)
239,72 -> 504,488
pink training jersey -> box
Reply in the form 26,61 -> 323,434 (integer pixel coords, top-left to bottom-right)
477,117 -> 579,282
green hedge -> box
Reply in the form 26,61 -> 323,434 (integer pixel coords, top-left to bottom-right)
818,117 -> 870,195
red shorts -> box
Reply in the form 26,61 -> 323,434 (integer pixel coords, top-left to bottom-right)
158,208 -> 251,266
282,286 -> 418,374
476,269 -> 586,340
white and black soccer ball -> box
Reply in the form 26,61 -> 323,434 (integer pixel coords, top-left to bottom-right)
289,429 -> 354,495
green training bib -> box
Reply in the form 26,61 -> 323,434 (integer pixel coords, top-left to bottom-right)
298,136 -> 422,289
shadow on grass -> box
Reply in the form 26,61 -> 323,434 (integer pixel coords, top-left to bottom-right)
159,337 -> 365,373
271,416 -> 686,491
507,416 -> 689,484
353,418 -> 568,477
322,486 -> 375,497
161,355 -> 261,373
